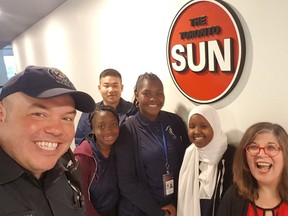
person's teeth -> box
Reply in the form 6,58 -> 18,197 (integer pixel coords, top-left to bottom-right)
36,141 -> 58,151
256,162 -> 272,170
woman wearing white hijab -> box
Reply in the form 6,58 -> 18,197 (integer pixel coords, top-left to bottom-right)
177,105 -> 235,216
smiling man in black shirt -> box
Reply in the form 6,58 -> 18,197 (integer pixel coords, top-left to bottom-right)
0,66 -> 95,215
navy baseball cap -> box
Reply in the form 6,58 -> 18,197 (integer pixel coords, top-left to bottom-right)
0,65 -> 95,113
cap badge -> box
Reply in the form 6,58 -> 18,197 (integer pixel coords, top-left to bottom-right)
48,68 -> 74,88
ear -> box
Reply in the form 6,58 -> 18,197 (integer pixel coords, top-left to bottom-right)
0,101 -> 5,123
98,84 -> 101,92
121,84 -> 124,92
134,92 -> 139,106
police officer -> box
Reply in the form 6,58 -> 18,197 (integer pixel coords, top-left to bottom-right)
0,65 -> 95,215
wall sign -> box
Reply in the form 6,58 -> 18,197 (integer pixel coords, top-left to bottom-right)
167,0 -> 246,103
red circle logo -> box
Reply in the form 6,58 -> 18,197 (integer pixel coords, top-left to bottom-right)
167,0 -> 246,103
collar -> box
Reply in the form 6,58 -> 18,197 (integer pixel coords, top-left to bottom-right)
89,138 -> 115,160
116,98 -> 124,111
0,147 -> 25,184
99,98 -> 124,112
136,111 -> 162,126
0,147 -> 67,186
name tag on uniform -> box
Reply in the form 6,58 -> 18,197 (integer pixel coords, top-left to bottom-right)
162,173 -> 174,196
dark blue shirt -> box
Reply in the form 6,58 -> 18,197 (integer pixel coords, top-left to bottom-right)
88,139 -> 119,212
115,111 -> 190,216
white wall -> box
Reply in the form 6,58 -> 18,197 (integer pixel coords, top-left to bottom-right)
12,0 -> 288,146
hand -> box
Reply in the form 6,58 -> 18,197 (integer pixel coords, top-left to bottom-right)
161,204 -> 176,216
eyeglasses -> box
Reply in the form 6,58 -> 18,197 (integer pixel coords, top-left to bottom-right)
245,143 -> 283,157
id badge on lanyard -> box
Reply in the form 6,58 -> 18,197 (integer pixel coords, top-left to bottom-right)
163,172 -> 174,196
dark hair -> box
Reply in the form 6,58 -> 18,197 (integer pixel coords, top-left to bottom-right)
132,72 -> 163,107
99,68 -> 122,83
89,105 -> 119,127
233,122 -> 288,202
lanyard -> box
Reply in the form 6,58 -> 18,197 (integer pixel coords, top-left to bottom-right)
147,124 -> 170,173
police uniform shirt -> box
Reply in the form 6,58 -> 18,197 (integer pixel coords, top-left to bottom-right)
0,147 -> 84,216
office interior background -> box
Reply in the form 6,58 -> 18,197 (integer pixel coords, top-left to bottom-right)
1,0 -> 288,147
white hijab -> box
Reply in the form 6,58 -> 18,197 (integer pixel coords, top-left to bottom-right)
177,105 -> 228,216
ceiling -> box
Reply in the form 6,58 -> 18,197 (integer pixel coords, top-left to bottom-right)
0,0 -> 69,49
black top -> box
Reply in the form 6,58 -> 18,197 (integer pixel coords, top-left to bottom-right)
75,97 -> 137,145
216,184 -> 249,216
201,145 -> 236,216
0,147 -> 84,216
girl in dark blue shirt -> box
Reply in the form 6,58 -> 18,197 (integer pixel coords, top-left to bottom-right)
115,72 -> 190,216
74,105 -> 120,216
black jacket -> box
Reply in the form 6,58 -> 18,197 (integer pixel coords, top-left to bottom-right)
202,144 -> 236,216
216,184 -> 249,216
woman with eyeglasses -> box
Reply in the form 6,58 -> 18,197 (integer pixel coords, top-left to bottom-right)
217,122 -> 288,216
